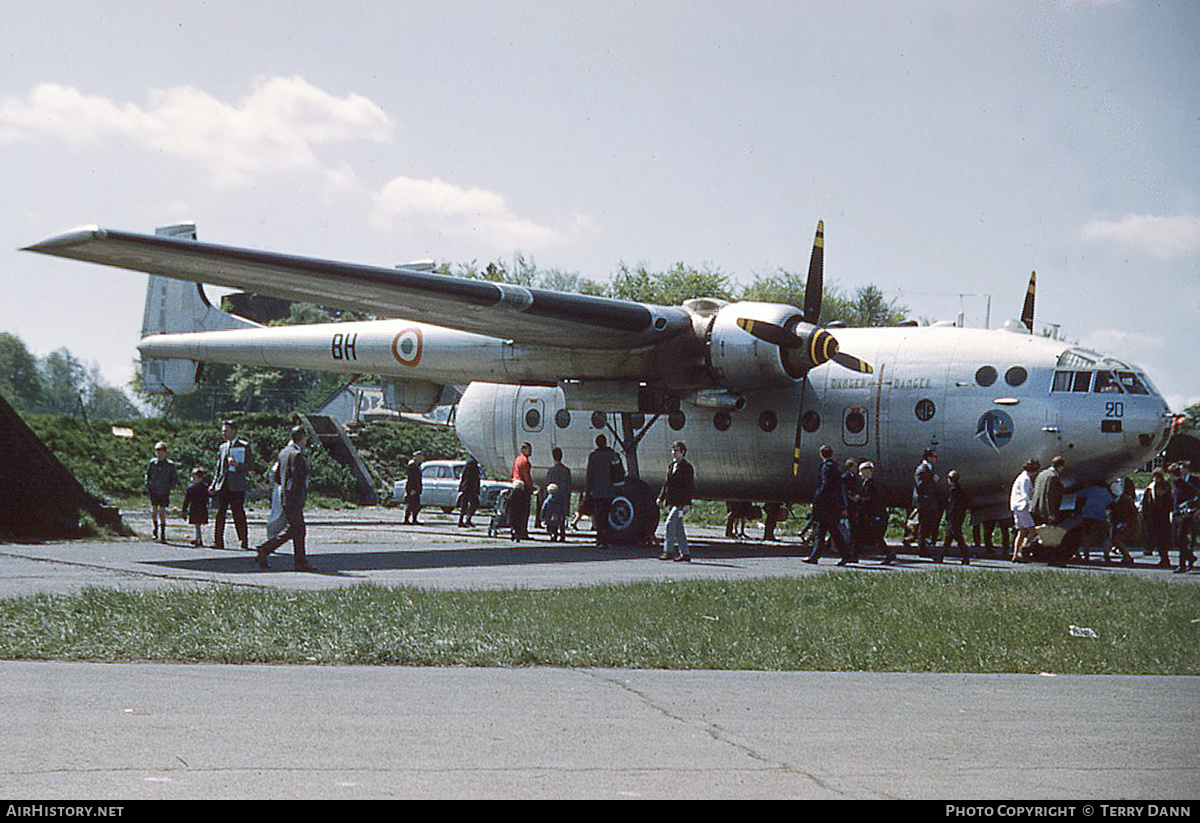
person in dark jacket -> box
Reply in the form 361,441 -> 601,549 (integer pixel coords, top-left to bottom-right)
585,435 -> 624,547
181,467 -> 209,547
940,469 -> 971,564
256,426 -> 314,572
1141,468 -> 1173,567
913,448 -> 941,553
404,451 -> 424,525
1169,463 -> 1198,573
456,457 -> 481,527
857,461 -> 892,563
657,441 -> 695,561
804,445 -> 853,565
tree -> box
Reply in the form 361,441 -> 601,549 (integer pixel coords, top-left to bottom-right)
0,332 -> 46,412
608,262 -> 734,306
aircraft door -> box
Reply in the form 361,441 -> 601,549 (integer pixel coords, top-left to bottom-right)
514,386 -> 556,476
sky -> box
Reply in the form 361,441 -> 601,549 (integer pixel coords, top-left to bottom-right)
2,0 -> 1198,412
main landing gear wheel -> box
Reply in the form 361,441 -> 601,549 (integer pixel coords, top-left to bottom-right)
606,478 -> 660,546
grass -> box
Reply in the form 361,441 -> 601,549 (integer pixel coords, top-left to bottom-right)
1,572 -> 1197,674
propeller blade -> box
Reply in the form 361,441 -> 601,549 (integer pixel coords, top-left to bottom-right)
803,220 -> 824,325
736,317 -> 803,348
1021,270 -> 1036,332
832,351 -> 874,374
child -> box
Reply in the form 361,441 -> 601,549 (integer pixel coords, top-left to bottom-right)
144,441 -> 178,543
540,482 -> 568,542
181,468 -> 210,547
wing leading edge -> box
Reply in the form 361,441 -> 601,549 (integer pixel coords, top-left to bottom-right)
23,226 -> 691,350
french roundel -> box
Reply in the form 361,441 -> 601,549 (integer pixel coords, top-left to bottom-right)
391,327 -> 423,367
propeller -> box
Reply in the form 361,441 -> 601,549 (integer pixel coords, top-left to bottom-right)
735,221 -> 873,374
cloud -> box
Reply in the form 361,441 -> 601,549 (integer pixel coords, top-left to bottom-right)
371,175 -> 585,251
0,76 -> 393,185
1078,213 -> 1200,260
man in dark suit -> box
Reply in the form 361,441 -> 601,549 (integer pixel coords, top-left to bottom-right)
804,445 -> 853,565
256,425 -> 314,572
211,419 -> 253,551
913,448 -> 941,554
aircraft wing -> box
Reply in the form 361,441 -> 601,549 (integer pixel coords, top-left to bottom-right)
23,226 -> 691,349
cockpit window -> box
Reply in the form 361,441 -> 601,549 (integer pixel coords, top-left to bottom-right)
1092,371 -> 1124,394
1116,371 -> 1149,395
1052,370 -> 1092,392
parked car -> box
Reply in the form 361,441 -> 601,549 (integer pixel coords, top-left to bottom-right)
393,459 -> 510,512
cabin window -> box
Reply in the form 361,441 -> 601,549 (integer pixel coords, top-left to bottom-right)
844,408 -> 865,434
523,407 -> 542,430
802,411 -> 821,432
758,410 -> 778,432
1005,366 -> 1028,386
975,366 -> 998,387
668,410 -> 686,430
591,411 -> 606,429
1116,371 -> 1150,395
555,409 -> 571,428
1093,371 -> 1124,394
915,398 -> 936,421
713,412 -> 732,432
1053,370 -> 1093,392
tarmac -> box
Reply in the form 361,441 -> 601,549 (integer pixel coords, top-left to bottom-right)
1,507 -> 1198,799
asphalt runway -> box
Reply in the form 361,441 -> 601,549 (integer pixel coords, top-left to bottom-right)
1,508 -> 1198,799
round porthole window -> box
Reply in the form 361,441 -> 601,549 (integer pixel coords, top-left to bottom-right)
524,407 -> 541,429
802,411 -> 821,433
714,412 -> 732,432
555,409 -> 571,429
591,411 -> 606,429
845,409 -> 866,434
975,366 -> 997,387
915,398 -> 936,421
668,410 -> 686,430
759,410 -> 778,432
1005,366 -> 1028,386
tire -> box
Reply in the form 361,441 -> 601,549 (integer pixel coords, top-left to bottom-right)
605,478 -> 660,546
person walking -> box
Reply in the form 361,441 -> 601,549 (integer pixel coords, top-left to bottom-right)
211,419 -> 253,551
857,461 -> 892,563
181,467 -> 209,547
457,457 -> 481,527
1106,478 -> 1137,566
657,441 -> 694,562
255,425 -> 314,572
941,469 -> 971,564
804,445 -> 853,565
913,448 -> 941,556
1010,458 -> 1040,562
1141,468 -> 1174,567
144,441 -> 177,543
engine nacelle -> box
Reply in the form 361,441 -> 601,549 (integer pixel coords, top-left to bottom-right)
706,302 -> 827,390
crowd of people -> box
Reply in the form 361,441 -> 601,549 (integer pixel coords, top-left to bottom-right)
140,419 -> 1199,575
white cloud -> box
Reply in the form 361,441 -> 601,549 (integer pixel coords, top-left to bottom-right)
0,76 -> 393,185
371,175 -> 580,251
1078,213 -> 1200,260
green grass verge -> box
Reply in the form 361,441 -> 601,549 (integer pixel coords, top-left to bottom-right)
2,572 -> 1197,673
